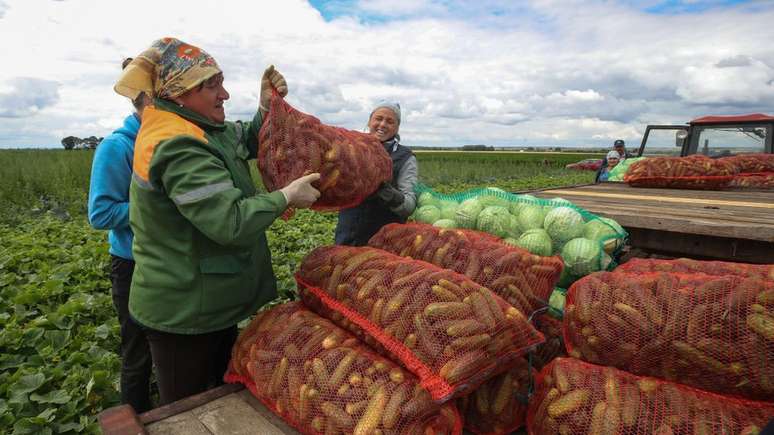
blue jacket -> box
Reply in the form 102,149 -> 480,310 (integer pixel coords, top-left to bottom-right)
88,113 -> 139,260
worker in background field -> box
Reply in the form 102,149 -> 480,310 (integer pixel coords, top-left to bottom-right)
87,58 -> 153,413
335,101 -> 418,246
114,37 -> 320,405
597,150 -> 621,182
596,139 -> 633,182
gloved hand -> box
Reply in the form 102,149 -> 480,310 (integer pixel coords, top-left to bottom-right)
376,183 -> 405,209
260,65 -> 288,114
280,173 -> 321,208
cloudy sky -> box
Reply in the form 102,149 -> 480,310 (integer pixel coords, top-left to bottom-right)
0,0 -> 772,148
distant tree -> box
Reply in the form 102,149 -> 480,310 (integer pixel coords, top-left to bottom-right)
61,136 -> 79,150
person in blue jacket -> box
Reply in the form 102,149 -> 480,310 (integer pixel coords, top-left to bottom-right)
87,57 -> 153,413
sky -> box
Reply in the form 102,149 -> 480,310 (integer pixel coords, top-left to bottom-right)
0,0 -> 772,148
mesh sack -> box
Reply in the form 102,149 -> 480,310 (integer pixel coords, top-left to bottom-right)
367,223 -> 563,317
721,153 -> 774,173
606,157 -> 646,182
624,154 -> 739,189
225,302 -> 463,435
532,313 -> 567,370
563,271 -> 774,401
257,91 -> 392,211
413,184 -> 627,287
527,357 -> 774,435
296,245 -> 545,401
617,257 -> 774,281
457,357 -> 534,435
729,172 -> 774,189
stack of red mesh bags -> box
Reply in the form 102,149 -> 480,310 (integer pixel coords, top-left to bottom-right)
625,153 -> 774,190
226,219 -> 568,434
527,256 -> 774,434
257,91 -> 392,210
225,302 -> 462,434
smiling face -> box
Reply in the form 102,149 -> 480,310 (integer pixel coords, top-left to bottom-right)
174,73 -> 229,123
608,156 -> 620,168
368,107 -> 399,142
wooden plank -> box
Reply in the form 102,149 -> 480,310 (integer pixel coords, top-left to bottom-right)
146,410 -> 212,435
192,393 -> 295,435
540,189 -> 774,209
558,183 -> 774,202
574,200 -> 774,226
140,384 -> 243,425
98,404 -> 148,435
237,390 -> 299,434
581,205 -> 774,242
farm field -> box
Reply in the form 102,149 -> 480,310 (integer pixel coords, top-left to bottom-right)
0,149 -> 598,433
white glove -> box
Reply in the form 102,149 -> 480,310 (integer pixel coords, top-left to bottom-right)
260,65 -> 288,113
279,173 -> 321,208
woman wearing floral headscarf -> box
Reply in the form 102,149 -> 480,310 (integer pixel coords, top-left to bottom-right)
115,37 -> 320,405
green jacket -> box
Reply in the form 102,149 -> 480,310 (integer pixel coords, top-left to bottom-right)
128,98 -> 286,334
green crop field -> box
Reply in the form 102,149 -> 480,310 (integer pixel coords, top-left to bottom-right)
0,149 -> 598,433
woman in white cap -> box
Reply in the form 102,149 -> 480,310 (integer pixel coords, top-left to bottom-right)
335,101 -> 418,245
597,150 -> 621,182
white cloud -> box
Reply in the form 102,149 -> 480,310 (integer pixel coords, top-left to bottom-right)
0,0 -> 772,148
0,78 -> 60,118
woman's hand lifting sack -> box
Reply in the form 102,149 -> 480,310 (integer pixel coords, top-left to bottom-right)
279,173 -> 321,208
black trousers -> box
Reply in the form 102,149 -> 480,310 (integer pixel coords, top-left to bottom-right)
144,324 -> 238,406
110,255 -> 153,413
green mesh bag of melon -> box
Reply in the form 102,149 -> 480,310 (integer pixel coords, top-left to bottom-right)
296,245 -> 546,401
225,302 -> 463,435
368,222 -> 564,321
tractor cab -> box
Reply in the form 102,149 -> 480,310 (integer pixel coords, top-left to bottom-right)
636,113 -> 774,158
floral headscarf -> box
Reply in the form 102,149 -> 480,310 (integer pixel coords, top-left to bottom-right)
114,37 -> 221,100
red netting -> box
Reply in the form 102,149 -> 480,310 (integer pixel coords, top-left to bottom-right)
721,154 -> 774,173
618,257 -> 774,281
624,155 -> 739,189
563,271 -> 774,401
527,357 -> 774,435
532,314 -> 567,370
729,172 -> 774,189
296,245 -> 545,402
225,302 -> 463,435
257,91 -> 392,211
457,357 -> 534,435
367,223 -> 564,317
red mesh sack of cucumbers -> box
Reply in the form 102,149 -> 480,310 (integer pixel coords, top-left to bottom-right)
617,257 -> 774,281
367,223 -> 564,317
257,91 -> 392,211
456,356 -> 534,435
296,245 -> 545,402
563,271 -> 774,401
526,357 -> 774,435
624,154 -> 739,189
225,302 -> 463,435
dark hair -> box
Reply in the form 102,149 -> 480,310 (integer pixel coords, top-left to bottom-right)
132,92 -> 147,111
122,57 -> 133,70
